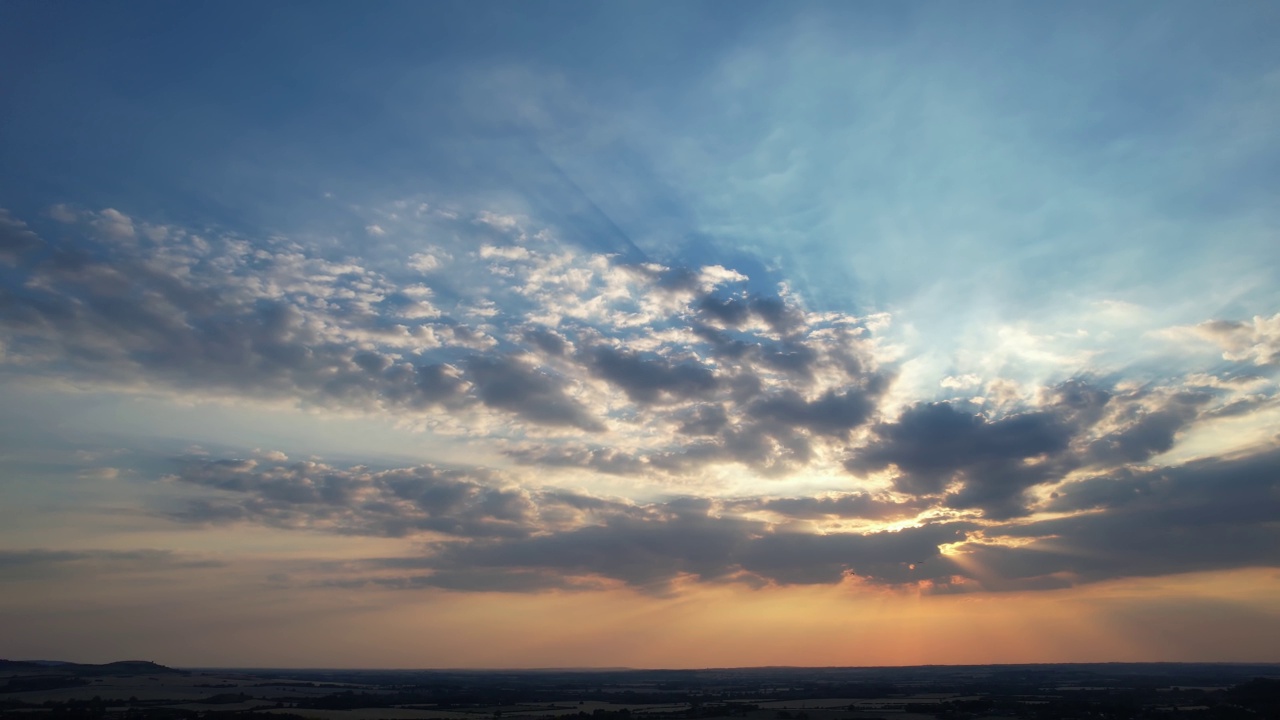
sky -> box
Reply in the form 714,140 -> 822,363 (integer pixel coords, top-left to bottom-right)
1,1 -> 1279,668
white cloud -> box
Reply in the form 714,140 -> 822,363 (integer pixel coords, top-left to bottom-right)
47,204 -> 78,223
93,208 -> 135,240
3,201 -> 1276,507
940,374 -> 982,390
479,244 -> 533,261
408,250 -> 448,272
475,211 -> 521,231
1187,313 -> 1280,366
698,264 -> 749,289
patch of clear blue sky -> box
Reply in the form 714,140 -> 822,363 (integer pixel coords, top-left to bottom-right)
3,1 -> 1278,350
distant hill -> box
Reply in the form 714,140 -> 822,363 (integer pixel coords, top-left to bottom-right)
0,660 -> 183,677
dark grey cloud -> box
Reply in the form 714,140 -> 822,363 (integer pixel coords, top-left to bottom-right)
467,354 -> 603,431
0,213 -> 489,426
512,426 -> 813,479
504,445 -> 647,475
1210,396 -> 1278,420
0,208 -> 893,465
422,510 -> 972,593
934,446 -> 1280,591
428,510 -> 754,593
690,323 -> 755,359
696,294 -> 752,327
162,454 -> 975,593
758,341 -> 820,378
505,383 -> 886,478
161,437 -> 1280,595
531,334 -> 886,476
848,381 -> 1219,518
746,294 -> 805,335
0,222 -> 464,416
689,325 -> 819,379
0,211 -> 43,265
853,402 -> 1071,495
9,207 -> 1275,600
170,458 -> 557,539
675,403 -> 729,436
737,521 -> 971,585
413,363 -> 469,405
327,568 -> 606,593
0,548 -> 223,582
748,387 -> 881,438
849,401 -> 1074,519
1045,445 -> 1280,522
733,492 -> 931,521
521,326 -> 570,356
695,292 -> 805,336
1082,391 -> 1210,464
585,346 -> 718,405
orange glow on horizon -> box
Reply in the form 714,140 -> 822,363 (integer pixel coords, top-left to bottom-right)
8,566 -> 1272,669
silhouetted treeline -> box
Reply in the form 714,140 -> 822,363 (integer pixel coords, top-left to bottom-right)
5,665 -> 1280,720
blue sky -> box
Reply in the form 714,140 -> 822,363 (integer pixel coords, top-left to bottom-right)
1,2 -> 1278,666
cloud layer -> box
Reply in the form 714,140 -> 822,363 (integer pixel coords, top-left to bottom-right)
2,205 -> 1278,598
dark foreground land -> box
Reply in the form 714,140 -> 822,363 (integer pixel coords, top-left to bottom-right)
2,661 -> 1278,720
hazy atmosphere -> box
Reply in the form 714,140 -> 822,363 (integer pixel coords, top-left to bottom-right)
1,1 -> 1278,667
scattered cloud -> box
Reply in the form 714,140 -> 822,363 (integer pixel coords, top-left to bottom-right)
1184,314 -> 1280,366
2,204 -> 1277,599
158,429 -> 1279,595
0,206 -> 894,483
849,382 -> 1222,519
0,210 -> 42,265
966,446 -> 1280,590
93,208 -> 136,240
0,548 -> 223,582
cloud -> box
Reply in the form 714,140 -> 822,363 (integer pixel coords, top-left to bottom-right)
1081,390 -> 1209,464
466,354 -> 603,431
504,445 -> 647,475
0,549 -> 223,582
961,446 -> 1280,589
0,210 -> 42,265
329,567 -> 607,593
408,250 -> 448,272
0,206 -> 894,481
586,346 -> 719,405
479,244 -> 533,261
423,508 -> 972,594
940,374 -> 982,390
748,387 -> 881,438
734,493 -> 931,522
0,209 -> 607,434
1184,314 -> 1280,366
161,453 -> 972,592
850,381 -> 1222,518
77,467 -> 121,480
849,400 -> 1074,510
736,521 -> 972,586
3,203 -> 1277,599
47,204 -> 78,223
167,457 -> 575,539
502,377 -> 888,478
93,208 -> 135,240
158,435 -> 1280,595
695,292 -> 805,336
